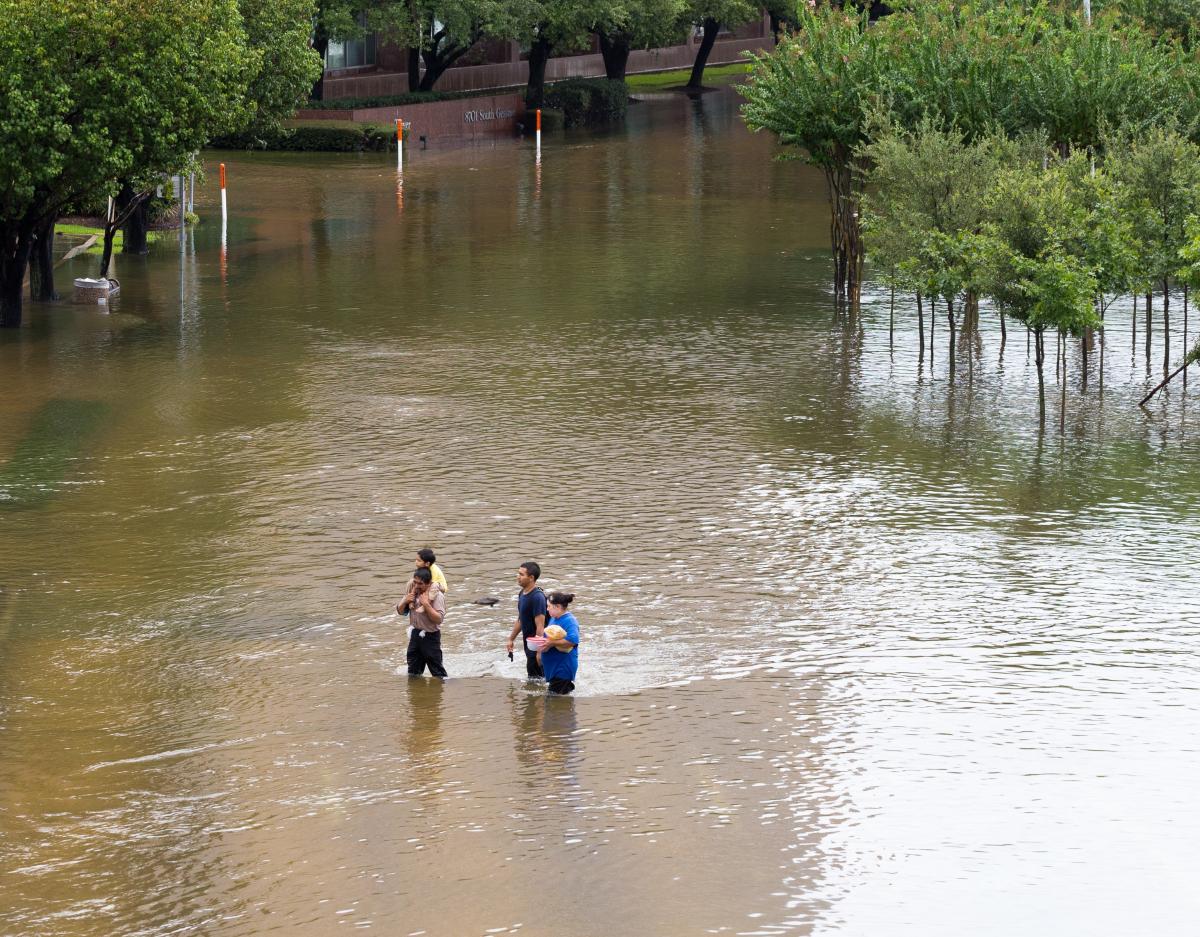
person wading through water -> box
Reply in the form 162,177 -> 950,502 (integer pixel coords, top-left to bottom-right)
505,561 -> 547,679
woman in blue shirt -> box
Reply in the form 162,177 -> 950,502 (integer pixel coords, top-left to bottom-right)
541,591 -> 580,695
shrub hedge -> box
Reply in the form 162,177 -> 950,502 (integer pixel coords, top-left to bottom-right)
210,123 -> 393,152
305,87 -> 522,110
544,78 -> 628,128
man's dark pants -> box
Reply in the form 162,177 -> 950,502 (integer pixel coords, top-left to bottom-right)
407,630 -> 447,678
548,678 -> 574,695
522,637 -> 543,679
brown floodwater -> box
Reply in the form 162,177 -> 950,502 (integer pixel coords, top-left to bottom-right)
2,86 -> 1199,936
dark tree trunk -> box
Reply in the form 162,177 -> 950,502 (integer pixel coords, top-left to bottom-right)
1000,307 -> 1007,354
687,18 -> 721,89
118,183 -> 149,255
917,292 -> 925,364
30,215 -> 57,301
1060,331 -> 1067,431
311,34 -> 329,101
420,33 -> 473,91
946,296 -> 957,378
99,223 -> 118,279
1,228 -> 33,327
1184,286 -> 1189,390
823,161 -> 862,308
526,34 -> 553,108
929,296 -> 935,368
598,31 -> 632,81
1145,290 -> 1152,367
1163,277 -> 1171,378
1081,330 -> 1088,391
1035,327 -> 1046,424
888,282 -> 895,352
408,46 -> 421,91
770,11 -> 781,42
1131,295 -> 1137,354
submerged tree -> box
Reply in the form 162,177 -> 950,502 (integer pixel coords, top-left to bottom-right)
1107,128 -> 1200,377
742,5 -> 882,306
973,157 -> 1101,421
0,0 -> 257,328
742,0 -> 1200,309
681,0 -> 758,90
859,118 -> 1019,374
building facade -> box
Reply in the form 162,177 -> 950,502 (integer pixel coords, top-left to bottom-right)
321,17 -> 775,100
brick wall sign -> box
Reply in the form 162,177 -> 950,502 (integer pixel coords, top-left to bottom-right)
296,93 -> 526,143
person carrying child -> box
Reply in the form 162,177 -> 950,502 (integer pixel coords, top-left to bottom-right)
397,567 -> 447,678
540,591 -> 580,695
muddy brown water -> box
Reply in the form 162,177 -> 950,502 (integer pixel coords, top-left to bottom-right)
2,88 -> 1199,936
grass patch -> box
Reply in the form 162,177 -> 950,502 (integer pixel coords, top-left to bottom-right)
55,223 -> 159,255
625,62 -> 751,90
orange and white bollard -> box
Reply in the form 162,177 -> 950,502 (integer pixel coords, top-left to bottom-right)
219,163 -> 227,233
396,118 -> 404,171
536,108 -> 542,161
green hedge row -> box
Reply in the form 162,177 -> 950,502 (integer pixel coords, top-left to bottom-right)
544,78 -> 628,128
211,124 -> 394,152
307,87 -> 520,110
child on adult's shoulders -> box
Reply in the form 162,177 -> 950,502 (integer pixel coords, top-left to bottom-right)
416,546 -> 448,594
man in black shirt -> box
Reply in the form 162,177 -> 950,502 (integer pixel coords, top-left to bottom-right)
505,561 -> 547,678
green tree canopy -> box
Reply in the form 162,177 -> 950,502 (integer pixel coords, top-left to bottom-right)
0,0 -> 259,326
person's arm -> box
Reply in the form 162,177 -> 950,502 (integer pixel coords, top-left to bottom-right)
542,636 -> 575,651
533,612 -> 546,637
419,591 -> 444,626
396,583 -> 417,616
506,614 -> 522,652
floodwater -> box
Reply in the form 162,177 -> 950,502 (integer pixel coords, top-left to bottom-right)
2,86 -> 1200,936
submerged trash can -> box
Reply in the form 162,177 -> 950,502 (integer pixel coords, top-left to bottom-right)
73,277 -> 119,304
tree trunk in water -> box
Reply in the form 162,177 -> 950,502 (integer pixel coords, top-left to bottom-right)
929,296 -> 935,369
408,47 -> 421,91
1000,308 -> 1007,354
1,230 -> 32,327
889,283 -> 895,352
1099,305 -> 1105,393
1163,278 -> 1171,378
687,19 -> 721,89
1132,295 -> 1137,355
1145,291 -> 1152,368
119,184 -> 149,254
311,35 -> 329,101
822,162 -> 862,309
30,215 -> 57,301
525,35 -> 553,108
1060,331 -> 1067,432
598,32 -> 631,81
1185,286 -> 1189,390
1035,328 -> 1046,424
99,222 -> 118,279
946,296 -> 956,378
1081,330 -> 1088,392
917,293 -> 925,364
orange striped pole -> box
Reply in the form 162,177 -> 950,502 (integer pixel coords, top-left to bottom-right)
219,162 -> 227,243
536,108 -> 542,160
396,118 -> 404,171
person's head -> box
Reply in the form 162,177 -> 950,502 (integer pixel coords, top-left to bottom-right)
517,561 -> 541,589
416,547 -> 436,568
547,591 -> 575,616
413,566 -> 433,592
